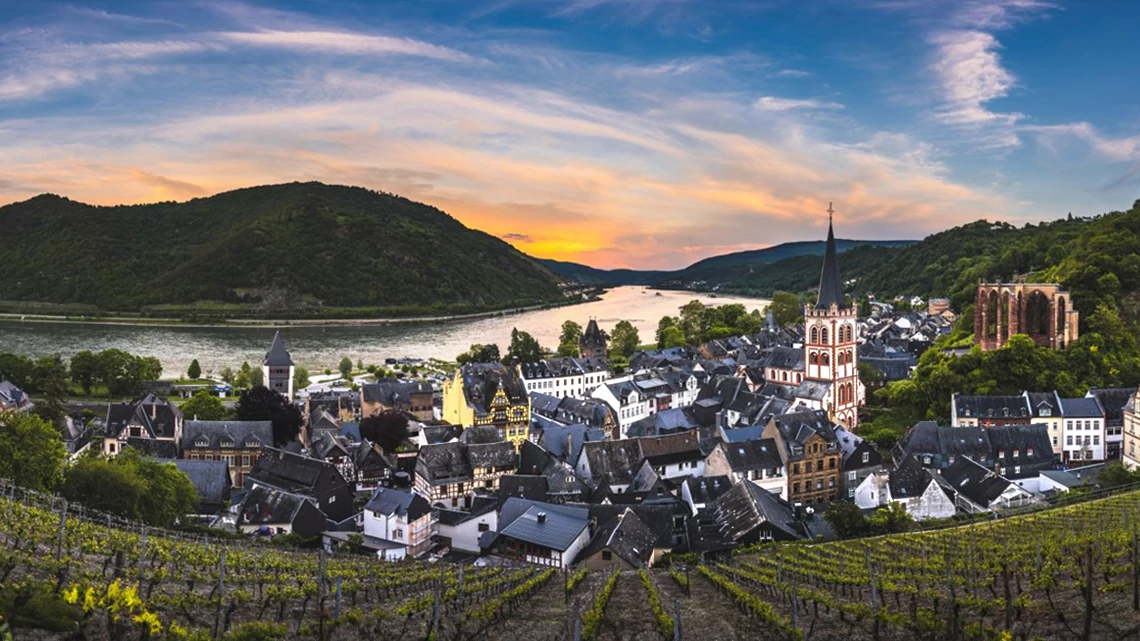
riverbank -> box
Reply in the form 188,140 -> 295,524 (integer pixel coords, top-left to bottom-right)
0,292 -> 602,329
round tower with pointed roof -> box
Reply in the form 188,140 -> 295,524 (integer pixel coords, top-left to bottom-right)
803,204 -> 864,429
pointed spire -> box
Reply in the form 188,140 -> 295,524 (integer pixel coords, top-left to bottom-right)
263,330 -> 294,367
816,203 -> 847,310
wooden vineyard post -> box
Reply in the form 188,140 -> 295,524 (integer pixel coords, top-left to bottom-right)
573,599 -> 582,641
335,576 -> 342,621
55,498 -> 68,562
674,598 -> 682,641
214,549 -> 227,640
1133,526 -> 1139,611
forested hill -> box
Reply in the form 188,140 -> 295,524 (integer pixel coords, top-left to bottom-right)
0,183 -> 566,318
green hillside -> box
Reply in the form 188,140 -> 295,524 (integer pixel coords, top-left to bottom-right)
0,183 -> 566,318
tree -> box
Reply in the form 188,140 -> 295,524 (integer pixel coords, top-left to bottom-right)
609,320 -> 640,358
824,501 -> 869,539
557,320 -> 582,357
1094,463 -> 1140,488
293,366 -> 309,390
0,353 -> 34,389
180,391 -> 229,421
235,385 -> 303,446
660,326 -> 686,349
503,329 -> 544,364
250,366 -> 264,388
97,349 -> 160,397
339,356 -> 353,380
0,411 -> 66,492
456,344 -> 500,365
219,367 -> 235,385
234,361 -> 253,389
655,316 -> 675,349
359,410 -> 411,453
766,291 -> 802,327
61,449 -> 198,527
70,350 -> 100,394
867,502 -> 913,535
187,359 -> 202,380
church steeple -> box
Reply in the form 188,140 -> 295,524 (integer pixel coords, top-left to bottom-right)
816,202 -> 847,309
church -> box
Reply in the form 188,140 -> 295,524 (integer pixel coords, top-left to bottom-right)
767,205 -> 866,429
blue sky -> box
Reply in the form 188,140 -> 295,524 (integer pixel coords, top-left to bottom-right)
2,0 -> 1138,268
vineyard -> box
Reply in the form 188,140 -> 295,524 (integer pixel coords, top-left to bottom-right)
5,482 -> 1140,641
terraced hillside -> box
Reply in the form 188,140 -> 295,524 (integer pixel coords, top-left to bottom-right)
4,484 -> 1140,640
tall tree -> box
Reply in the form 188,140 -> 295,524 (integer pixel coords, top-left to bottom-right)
359,410 -> 411,453
180,391 -> 229,421
456,344 -> 501,365
234,361 -> 253,389
557,320 -> 583,357
250,366 -> 264,388
70,350 -> 100,394
187,359 -> 202,380
0,353 -> 34,389
235,385 -> 303,446
0,411 -> 66,492
609,320 -> 640,358
339,356 -> 353,380
766,291 -> 802,328
660,326 -> 686,349
292,366 -> 309,390
503,328 -> 544,364
655,316 -> 676,348
61,449 -> 197,527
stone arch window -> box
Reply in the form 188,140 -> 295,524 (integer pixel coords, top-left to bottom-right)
1056,296 -> 1067,347
1026,290 -> 1050,336
820,327 -> 829,344
810,326 -> 819,343
986,289 -> 999,339
809,352 -> 819,366
821,352 -> 830,367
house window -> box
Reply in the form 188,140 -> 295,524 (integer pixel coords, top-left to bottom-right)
1094,436 -> 1100,445
848,471 -> 856,481
602,550 -> 612,561
1067,436 -> 1073,446
923,455 -> 931,465
478,523 -> 490,532
242,455 -> 250,466
793,463 -> 800,474
829,459 -> 836,470
862,452 -> 870,464
394,528 -> 403,538
1014,466 -> 1021,474
792,482 -> 800,493
848,488 -> 855,498
1027,448 -> 1033,457
804,461 -> 812,473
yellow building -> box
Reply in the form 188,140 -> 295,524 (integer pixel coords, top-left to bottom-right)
442,363 -> 531,448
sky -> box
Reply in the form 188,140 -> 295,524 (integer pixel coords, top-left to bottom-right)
2,0 -> 1139,270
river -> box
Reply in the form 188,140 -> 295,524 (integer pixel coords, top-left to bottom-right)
0,287 -> 769,376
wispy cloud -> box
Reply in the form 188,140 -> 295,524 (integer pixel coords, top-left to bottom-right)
754,96 -> 843,112
218,30 -> 475,62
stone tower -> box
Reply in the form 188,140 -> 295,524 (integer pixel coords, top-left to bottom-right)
262,330 -> 296,400
579,319 -> 608,359
803,204 -> 864,429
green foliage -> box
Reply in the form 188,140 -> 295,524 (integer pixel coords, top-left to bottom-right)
1094,463 -> 1140,489
660,326 -> 686,348
639,568 -> 674,638
581,569 -> 619,641
825,501 -> 913,539
223,621 -> 289,641
656,300 -> 766,346
0,411 -> 66,492
250,366 -> 263,388
62,448 -> 198,527
0,183 -> 564,316
235,386 -> 302,446
360,410 -> 410,453
292,366 -> 309,390
503,328 -> 544,364
187,359 -> 201,380
0,582 -> 83,631
59,349 -> 161,397
766,291 -> 803,327
565,567 -> 588,593
557,320 -> 582,357
338,356 -> 353,379
608,320 -> 640,358
69,350 -> 99,394
234,361 -> 254,389
179,390 -> 229,421
456,343 -> 500,365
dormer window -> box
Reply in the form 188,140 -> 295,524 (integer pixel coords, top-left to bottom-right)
221,438 -> 235,448
194,436 -> 209,448
1040,409 -> 1051,417
998,450 -> 1005,459
1027,448 -> 1034,456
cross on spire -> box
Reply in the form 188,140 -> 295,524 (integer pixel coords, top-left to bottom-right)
827,201 -> 834,223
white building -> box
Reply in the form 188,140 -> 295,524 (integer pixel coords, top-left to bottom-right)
436,504 -> 498,554
520,357 -> 610,399
361,487 -> 435,560
591,379 -> 651,439
262,331 -> 295,400
1058,396 -> 1105,464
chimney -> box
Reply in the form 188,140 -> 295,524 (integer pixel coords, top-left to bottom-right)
536,512 -> 547,524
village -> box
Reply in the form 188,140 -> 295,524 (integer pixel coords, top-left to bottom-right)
3,219 -> 1129,573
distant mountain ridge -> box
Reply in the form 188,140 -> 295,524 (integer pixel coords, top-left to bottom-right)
540,238 -> 916,286
0,182 -> 566,318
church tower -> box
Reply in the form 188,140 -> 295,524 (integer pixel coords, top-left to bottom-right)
262,331 -> 296,400
803,204 -> 864,429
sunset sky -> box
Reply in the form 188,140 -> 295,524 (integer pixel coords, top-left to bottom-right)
2,0 -> 1139,269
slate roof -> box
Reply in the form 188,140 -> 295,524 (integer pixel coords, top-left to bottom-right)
579,508 -> 656,566
887,455 -> 935,498
791,379 -> 832,402
0,380 -> 32,411
183,420 -> 272,450
683,475 -> 733,505
457,363 -> 528,416
1087,388 -> 1133,425
360,380 -> 432,405
769,410 -> 838,452
263,331 -> 294,367
416,442 -> 473,484
954,395 -> 1029,420
468,441 -> 518,468
861,356 -> 913,382
719,439 -> 782,472
815,217 -> 846,309
941,457 -> 1014,508
238,485 -> 311,525
460,424 -> 504,444
248,447 -> 342,493
421,423 -> 463,444
586,503 -> 681,550
520,357 -> 608,379
364,487 -> 431,522
168,459 -> 231,506
497,498 -> 590,553
580,440 -> 643,487
1059,396 -> 1104,419
708,480 -> 803,541
638,431 -> 703,465
105,394 -> 182,440
516,441 -> 590,498
537,422 -> 606,462
762,346 -> 806,371
498,474 -> 549,504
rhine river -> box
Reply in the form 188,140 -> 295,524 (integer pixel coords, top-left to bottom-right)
0,287 -> 768,376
